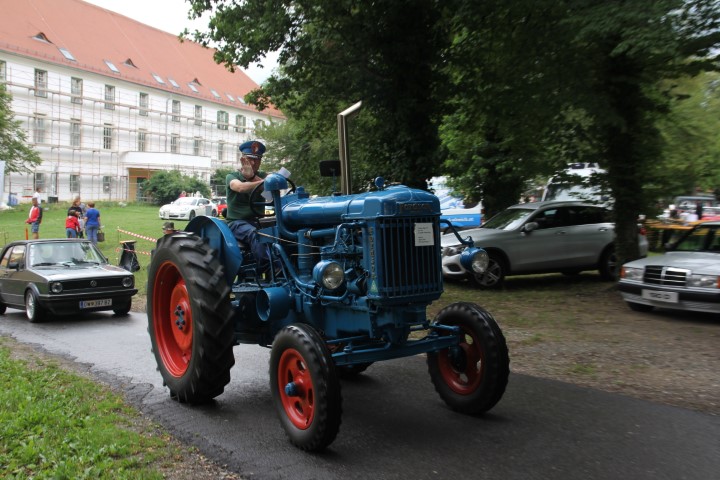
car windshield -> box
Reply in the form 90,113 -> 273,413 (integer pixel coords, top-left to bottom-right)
29,242 -> 107,267
673,225 -> 720,252
174,197 -> 197,206
482,208 -> 534,230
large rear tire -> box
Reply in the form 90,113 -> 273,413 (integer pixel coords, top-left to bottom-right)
270,323 -> 342,451
147,234 -> 235,403
427,302 -> 509,414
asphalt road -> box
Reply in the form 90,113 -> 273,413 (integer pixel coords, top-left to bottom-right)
1,310 -> 718,480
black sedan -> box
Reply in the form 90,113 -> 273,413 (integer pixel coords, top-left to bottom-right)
0,239 -> 137,322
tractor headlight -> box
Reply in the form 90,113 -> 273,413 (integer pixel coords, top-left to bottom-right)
50,282 -> 63,293
313,261 -> 345,290
460,247 -> 489,274
122,276 -> 134,288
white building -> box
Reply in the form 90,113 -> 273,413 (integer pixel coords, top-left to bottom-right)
0,0 -> 284,203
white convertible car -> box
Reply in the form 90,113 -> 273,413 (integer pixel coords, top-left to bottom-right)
158,197 -> 217,221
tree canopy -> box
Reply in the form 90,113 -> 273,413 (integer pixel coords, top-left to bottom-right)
0,86 -> 41,173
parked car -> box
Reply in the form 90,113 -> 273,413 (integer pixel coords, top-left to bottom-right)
0,239 -> 138,322
441,200 -> 649,288
618,221 -> 720,314
212,196 -> 227,218
159,197 -> 217,221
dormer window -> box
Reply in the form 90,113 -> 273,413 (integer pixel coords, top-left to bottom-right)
192,77 -> 202,86
151,73 -> 165,85
226,93 -> 235,102
210,89 -> 221,99
124,58 -> 138,68
187,83 -> 199,93
33,32 -> 52,43
168,77 -> 180,88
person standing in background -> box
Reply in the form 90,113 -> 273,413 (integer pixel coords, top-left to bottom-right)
84,202 -> 101,245
33,187 -> 42,205
26,197 -> 42,239
65,211 -> 81,238
68,196 -> 85,238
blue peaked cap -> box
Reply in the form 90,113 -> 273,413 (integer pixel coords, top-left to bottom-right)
239,140 -> 266,158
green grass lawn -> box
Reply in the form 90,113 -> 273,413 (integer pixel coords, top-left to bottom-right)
0,201 -> 167,296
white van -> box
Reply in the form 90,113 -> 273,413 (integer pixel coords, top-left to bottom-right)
429,176 -> 482,229
541,164 -> 609,203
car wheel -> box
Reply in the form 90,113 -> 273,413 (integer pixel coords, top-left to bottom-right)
0,303 -> 6,315
627,302 -> 653,313
472,253 -> 506,289
25,290 -> 46,323
188,211 -> 196,220
211,209 -> 218,217
599,246 -> 617,280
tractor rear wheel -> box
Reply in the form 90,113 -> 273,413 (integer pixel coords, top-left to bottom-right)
270,323 -> 342,451
427,302 -> 509,414
147,233 -> 235,403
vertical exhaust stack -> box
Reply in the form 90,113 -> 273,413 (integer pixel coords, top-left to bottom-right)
337,101 -> 362,195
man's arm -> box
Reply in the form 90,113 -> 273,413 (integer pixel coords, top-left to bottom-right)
229,176 -> 264,193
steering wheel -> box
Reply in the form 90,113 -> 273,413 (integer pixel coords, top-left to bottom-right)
249,177 -> 296,217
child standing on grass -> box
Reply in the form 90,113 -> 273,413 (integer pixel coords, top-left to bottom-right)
65,211 -> 81,238
25,197 -> 42,239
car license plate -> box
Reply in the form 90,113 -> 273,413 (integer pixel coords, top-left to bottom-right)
641,289 -> 678,303
80,299 -> 112,309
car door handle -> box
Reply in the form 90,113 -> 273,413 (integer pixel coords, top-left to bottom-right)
598,227 -> 608,232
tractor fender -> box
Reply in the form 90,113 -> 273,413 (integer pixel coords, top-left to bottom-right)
186,216 -> 243,286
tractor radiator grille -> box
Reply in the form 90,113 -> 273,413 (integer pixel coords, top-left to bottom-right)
643,266 -> 688,287
375,216 -> 442,298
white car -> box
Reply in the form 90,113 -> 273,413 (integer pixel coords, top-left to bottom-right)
158,197 -> 217,221
618,221 -> 720,314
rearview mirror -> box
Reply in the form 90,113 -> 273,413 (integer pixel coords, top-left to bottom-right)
524,222 -> 538,233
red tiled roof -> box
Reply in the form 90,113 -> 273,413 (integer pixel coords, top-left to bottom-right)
0,0 -> 283,117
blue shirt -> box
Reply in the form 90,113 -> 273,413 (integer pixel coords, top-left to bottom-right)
85,208 -> 100,227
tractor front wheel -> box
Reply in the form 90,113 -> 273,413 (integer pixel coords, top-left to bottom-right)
427,302 -> 509,414
147,233 -> 235,403
270,323 -> 342,451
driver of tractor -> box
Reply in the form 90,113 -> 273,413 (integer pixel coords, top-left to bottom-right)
225,140 -> 275,272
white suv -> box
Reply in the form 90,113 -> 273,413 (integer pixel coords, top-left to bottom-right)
441,201 -> 648,288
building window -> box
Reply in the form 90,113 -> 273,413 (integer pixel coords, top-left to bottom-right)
170,134 -> 179,154
103,124 -> 113,150
33,115 -> 46,143
34,172 -> 45,192
217,141 -> 224,161
0,61 -> 7,82
70,174 -> 81,193
104,85 -> 115,110
193,138 -> 202,156
71,77 -> 83,104
235,115 -> 246,133
254,119 -> 266,130
34,69 -> 48,97
138,130 -> 147,152
139,93 -> 149,116
103,176 -> 112,193
172,100 -> 181,122
70,119 -> 81,147
217,111 -> 229,130
194,105 -> 202,126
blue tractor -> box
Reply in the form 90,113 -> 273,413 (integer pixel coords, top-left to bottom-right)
147,103 -> 509,451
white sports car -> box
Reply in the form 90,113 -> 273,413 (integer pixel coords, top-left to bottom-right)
158,197 -> 217,221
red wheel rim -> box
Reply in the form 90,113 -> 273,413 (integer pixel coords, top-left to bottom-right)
153,261 -> 193,377
277,348 -> 315,429
438,325 -> 485,394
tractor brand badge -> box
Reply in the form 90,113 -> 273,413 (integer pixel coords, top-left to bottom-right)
399,202 -> 432,213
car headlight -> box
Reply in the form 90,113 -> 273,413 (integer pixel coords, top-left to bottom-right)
620,266 -> 643,281
50,282 -> 63,293
313,261 -> 345,290
442,245 -> 464,257
460,247 -> 489,274
122,277 -> 134,288
687,274 -> 720,288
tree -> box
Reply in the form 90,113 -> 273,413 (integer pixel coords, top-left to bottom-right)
186,0 -> 452,191
143,170 -> 210,205
0,86 -> 41,173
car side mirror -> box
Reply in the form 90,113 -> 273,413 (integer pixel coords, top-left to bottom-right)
8,261 -> 20,270
524,222 -> 538,233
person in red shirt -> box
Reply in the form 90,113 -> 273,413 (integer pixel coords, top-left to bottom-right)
66,211 -> 81,238
25,197 -> 42,239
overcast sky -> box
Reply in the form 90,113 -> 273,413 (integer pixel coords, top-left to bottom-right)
82,0 -> 277,84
